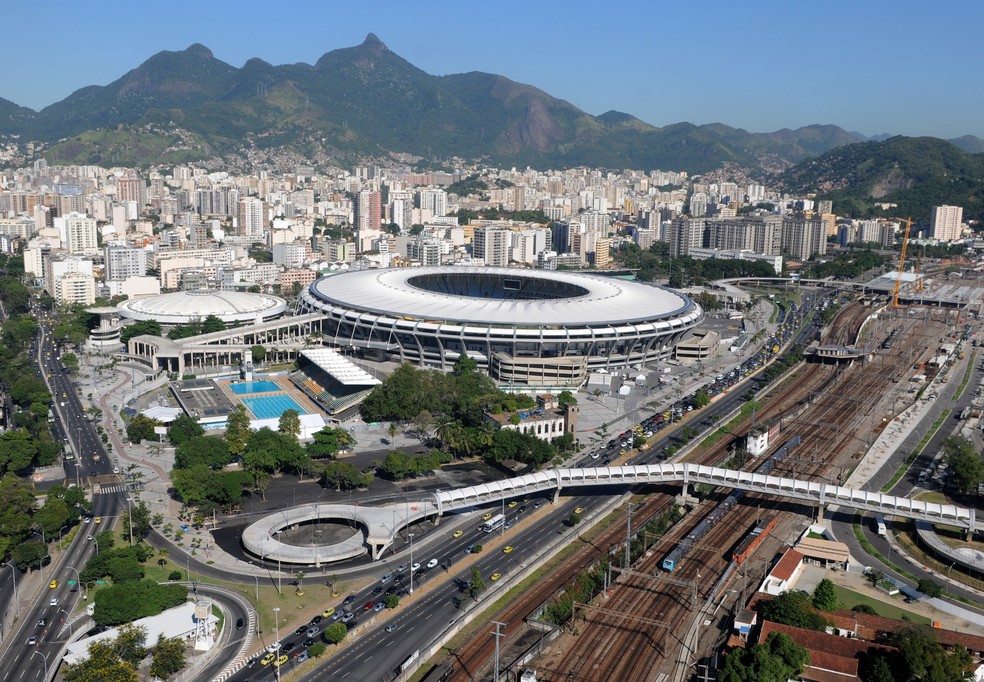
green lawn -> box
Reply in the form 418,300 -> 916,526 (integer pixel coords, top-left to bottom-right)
807,531 -> 825,540
831,584 -> 930,625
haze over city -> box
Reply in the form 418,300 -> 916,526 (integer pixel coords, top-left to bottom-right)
3,0 -> 984,139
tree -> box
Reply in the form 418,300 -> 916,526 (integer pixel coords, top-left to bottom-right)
557,390 -> 577,408
61,352 -> 80,373
113,624 -> 148,668
149,634 -> 186,679
250,345 -> 266,364
225,405 -> 251,457
37,496 -> 71,537
308,642 -> 327,658
384,594 -> 400,609
758,591 -> 830,631
851,603 -> 877,615
168,414 -> 204,446
201,315 -> 226,334
569,512 -> 581,526
93,580 -> 188,626
11,541 -> 47,571
124,501 -> 152,542
943,435 -> 984,494
323,622 -> 347,645
811,578 -> 838,611
156,548 -> 169,568
917,578 -> 943,598
126,414 -> 161,444
890,625 -> 974,682
120,319 -> 162,344
468,565 -> 486,599
63,640 -> 138,682
278,409 -> 301,443
719,632 -> 810,682
692,390 -> 710,408
321,461 -> 369,491
306,427 -> 353,459
859,653 -> 896,682
174,436 -> 231,470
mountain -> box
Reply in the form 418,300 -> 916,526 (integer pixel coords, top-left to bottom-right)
778,136 -> 984,221
0,35 -> 957,173
948,135 -> 984,154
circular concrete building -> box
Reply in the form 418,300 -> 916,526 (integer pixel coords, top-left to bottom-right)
300,267 -> 702,385
117,289 -> 288,326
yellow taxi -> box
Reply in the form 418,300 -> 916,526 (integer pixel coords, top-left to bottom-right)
93,517 -> 101,524
490,572 -> 501,581
274,655 -> 288,668
502,546 -> 514,554
261,652 -> 276,666
322,607 -> 335,619
507,501 -> 517,508
452,530 -> 463,538
574,507 -> 584,515
49,580 -> 58,589
482,513 -> 493,521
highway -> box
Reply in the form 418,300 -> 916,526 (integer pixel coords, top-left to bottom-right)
0,306 -> 120,682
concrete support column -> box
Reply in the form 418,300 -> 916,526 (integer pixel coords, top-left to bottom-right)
968,508 -> 976,541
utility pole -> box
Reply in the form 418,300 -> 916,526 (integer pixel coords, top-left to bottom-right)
491,620 -> 507,682
624,504 -> 633,568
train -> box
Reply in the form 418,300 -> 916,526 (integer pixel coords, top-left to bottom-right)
662,435 -> 801,572
731,516 -> 777,565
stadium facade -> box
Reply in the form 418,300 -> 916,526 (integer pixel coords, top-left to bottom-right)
300,267 -> 702,386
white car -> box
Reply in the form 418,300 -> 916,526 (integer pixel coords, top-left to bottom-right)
426,558 -> 439,569
590,452 -> 601,459
410,562 -> 420,572
49,598 -> 58,606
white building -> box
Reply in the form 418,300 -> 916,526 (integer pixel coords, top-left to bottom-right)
238,197 -> 267,240
931,205 -> 963,241
56,212 -> 98,254
272,241 -> 307,269
104,244 -> 148,281
418,189 -> 448,218
472,227 -> 511,266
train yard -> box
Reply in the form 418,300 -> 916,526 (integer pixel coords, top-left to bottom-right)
439,298 -> 958,682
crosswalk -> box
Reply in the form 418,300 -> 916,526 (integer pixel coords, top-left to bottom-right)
93,483 -> 128,494
212,606 -> 258,682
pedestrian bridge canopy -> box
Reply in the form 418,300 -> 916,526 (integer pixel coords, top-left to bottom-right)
243,463 -> 979,565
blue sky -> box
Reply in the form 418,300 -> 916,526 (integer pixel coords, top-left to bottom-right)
3,0 -> 983,139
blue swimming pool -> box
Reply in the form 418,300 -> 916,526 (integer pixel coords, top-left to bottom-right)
228,380 -> 280,395
240,395 -> 306,420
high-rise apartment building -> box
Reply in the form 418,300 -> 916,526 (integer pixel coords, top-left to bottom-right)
781,218 -> 827,260
238,197 -> 267,240
417,189 -> 448,218
931,205 -> 963,241
59,212 -> 98,253
472,227 -> 510,266
116,176 -> 143,205
104,244 -> 148,281
668,217 -> 705,257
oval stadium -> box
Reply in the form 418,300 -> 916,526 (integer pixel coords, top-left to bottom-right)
300,267 -> 702,385
117,289 -> 289,326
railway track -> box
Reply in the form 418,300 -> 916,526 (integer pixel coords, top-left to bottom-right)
441,302 -> 943,681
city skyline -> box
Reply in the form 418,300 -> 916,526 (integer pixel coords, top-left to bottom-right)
3,0 -> 984,141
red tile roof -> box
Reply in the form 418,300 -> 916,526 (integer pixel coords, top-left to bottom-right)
832,609 -> 984,654
769,548 -> 805,582
759,620 -> 896,663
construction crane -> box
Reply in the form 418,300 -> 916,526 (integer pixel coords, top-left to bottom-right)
891,217 -> 912,307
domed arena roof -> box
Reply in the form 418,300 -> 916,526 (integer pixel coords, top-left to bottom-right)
117,289 -> 288,325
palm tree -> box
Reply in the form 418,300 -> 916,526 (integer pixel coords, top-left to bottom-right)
156,548 -> 169,569
474,423 -> 497,452
433,417 -> 457,450
295,571 -> 305,595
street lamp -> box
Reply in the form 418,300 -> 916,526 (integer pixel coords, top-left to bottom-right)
66,566 -> 85,601
31,650 -> 48,679
89,534 -> 99,554
273,607 -> 282,682
408,533 -> 415,596
2,563 -> 18,617
125,497 -> 133,547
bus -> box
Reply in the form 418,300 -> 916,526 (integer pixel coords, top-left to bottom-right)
481,513 -> 506,533
874,515 -> 887,537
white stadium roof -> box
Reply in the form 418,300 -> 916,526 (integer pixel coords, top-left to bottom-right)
117,289 -> 288,324
301,348 -> 382,386
308,267 -> 690,327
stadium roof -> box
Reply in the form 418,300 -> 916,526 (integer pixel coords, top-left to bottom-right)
308,267 -> 692,327
301,348 -> 382,386
117,289 -> 288,324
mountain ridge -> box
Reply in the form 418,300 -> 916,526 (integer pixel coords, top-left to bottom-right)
1,35 -> 982,173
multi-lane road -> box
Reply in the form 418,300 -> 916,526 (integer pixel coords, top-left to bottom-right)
0,310 -> 121,682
